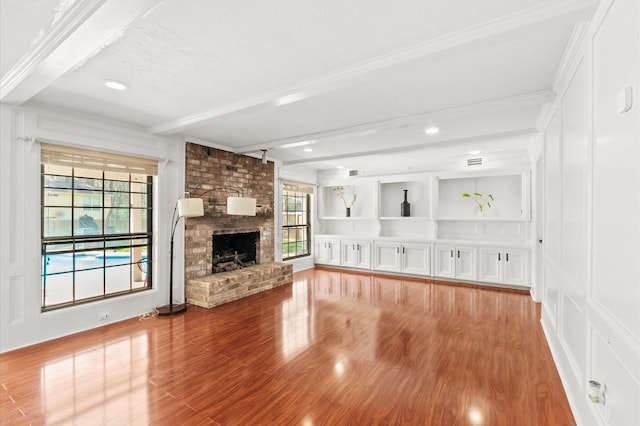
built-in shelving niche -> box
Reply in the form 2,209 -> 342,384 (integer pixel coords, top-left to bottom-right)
437,174 -> 528,220
317,171 -> 531,243
377,178 -> 433,239
435,173 -> 531,243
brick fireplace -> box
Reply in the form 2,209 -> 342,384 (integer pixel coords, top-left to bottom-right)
183,143 -> 292,308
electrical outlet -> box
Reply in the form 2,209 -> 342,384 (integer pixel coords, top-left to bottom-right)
99,312 -> 109,320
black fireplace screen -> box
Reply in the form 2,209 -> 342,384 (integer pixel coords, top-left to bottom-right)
212,232 -> 259,273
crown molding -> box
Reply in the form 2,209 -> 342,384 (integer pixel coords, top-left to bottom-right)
148,0 -> 597,136
551,20 -> 590,97
1,0 -> 106,103
0,0 -> 162,105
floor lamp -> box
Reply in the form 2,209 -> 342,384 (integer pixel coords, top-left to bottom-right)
157,190 -> 257,316
157,193 -> 204,316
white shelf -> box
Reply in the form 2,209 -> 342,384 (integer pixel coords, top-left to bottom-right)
380,216 -> 431,220
319,216 -> 376,220
437,217 -> 528,222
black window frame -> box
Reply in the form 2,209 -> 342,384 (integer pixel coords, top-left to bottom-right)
282,190 -> 311,260
41,166 -> 154,311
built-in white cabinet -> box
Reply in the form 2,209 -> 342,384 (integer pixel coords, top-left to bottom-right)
315,236 -> 341,266
478,248 -> 529,286
315,170 -> 532,288
341,239 -> 372,269
434,245 -> 477,281
373,242 -> 431,276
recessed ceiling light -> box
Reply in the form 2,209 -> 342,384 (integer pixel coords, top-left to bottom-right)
280,140 -> 316,149
424,127 -> 439,135
274,91 -> 307,107
105,80 -> 127,90
467,150 -> 481,155
336,166 -> 344,169
303,148 -> 313,152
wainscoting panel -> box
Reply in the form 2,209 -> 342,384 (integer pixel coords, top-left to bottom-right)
9,277 -> 24,325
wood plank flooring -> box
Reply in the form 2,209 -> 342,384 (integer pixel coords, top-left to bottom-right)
0,268 -> 575,425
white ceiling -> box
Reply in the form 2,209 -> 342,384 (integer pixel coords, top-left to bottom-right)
0,0 -> 598,174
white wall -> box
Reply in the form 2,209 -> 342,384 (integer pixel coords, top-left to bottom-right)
0,104 -> 184,353
539,0 -> 640,424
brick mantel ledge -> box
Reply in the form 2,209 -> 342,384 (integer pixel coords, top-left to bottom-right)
186,262 -> 293,309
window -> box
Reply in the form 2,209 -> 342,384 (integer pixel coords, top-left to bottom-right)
282,181 -> 313,260
41,144 -> 157,310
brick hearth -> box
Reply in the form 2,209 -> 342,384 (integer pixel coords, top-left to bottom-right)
186,262 -> 292,308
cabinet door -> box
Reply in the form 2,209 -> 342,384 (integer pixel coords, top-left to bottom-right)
455,247 -> 477,281
374,242 -> 401,272
434,245 -> 455,278
478,248 -> 502,283
355,241 -> 372,269
341,241 -> 357,267
402,243 -> 431,276
316,238 -> 340,266
328,240 -> 341,265
503,249 -> 528,286
315,239 -> 330,264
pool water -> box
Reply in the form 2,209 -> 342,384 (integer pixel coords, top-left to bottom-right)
43,253 -> 146,274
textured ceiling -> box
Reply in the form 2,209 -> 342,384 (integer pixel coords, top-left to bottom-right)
0,0 -> 598,173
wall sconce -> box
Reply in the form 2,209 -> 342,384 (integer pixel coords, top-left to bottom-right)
261,149 -> 268,165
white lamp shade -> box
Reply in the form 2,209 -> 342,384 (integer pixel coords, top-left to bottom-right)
177,198 -> 204,217
227,196 -> 257,216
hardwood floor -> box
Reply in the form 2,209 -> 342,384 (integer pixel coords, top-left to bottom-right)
0,268 -> 575,425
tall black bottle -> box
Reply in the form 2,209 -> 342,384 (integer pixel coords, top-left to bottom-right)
401,189 -> 411,217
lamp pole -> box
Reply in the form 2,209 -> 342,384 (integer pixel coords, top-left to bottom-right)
157,201 -> 188,316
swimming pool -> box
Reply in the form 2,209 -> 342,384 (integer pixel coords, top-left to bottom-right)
43,253 -> 147,274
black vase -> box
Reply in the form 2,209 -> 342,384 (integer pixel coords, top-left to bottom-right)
346,207 -> 351,217
401,189 -> 411,217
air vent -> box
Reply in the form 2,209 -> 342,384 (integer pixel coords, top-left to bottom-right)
467,158 -> 483,167
349,169 -> 359,176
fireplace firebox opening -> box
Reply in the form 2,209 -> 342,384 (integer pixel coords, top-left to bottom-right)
212,231 -> 259,273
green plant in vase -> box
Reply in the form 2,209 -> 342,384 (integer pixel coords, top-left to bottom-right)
333,186 -> 356,217
462,192 -> 494,214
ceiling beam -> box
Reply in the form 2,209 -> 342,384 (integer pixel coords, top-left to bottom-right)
0,0 -> 163,105
234,90 -> 555,154
282,129 -> 539,166
148,0 -> 597,136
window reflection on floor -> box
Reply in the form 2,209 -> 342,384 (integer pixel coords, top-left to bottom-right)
41,335 -> 149,424
281,279 -> 312,359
